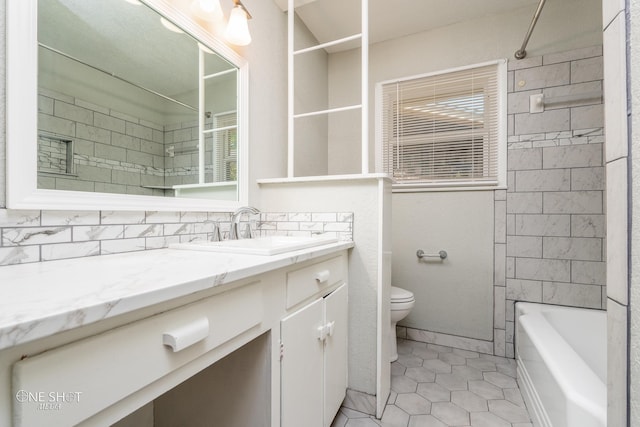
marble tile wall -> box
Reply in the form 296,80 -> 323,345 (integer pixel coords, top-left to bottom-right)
0,209 -> 353,267
503,46 -> 606,358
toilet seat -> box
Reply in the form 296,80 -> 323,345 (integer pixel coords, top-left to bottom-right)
391,286 -> 415,303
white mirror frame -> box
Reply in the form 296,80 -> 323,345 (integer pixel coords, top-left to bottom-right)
6,0 -> 249,211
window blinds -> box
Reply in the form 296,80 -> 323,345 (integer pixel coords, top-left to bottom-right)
380,64 -> 500,186
212,113 -> 237,182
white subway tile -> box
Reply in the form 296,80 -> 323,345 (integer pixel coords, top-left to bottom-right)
543,191 -> 603,214
101,211 -> 146,225
506,193 -> 543,214
74,225 -> 124,241
514,62 -> 570,91
542,282 -> 602,308
515,169 -> 570,192
124,224 -> 163,239
101,238 -> 146,254
0,209 -> 41,227
41,241 -> 100,261
572,261 -> 606,286
41,210 -> 100,226
2,226 -> 71,246
542,236 -> 602,261
312,213 -> 337,222
514,214 -> 570,237
570,56 -> 604,83
506,235 -> 542,258
163,223 -> 195,236
506,279 -> 543,301
543,45 -> 603,65
571,214 -> 606,237
0,246 -> 40,266
514,258 -> 570,282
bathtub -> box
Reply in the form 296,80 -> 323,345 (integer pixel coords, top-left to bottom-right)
515,302 -> 607,427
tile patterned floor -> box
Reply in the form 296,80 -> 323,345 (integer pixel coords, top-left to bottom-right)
331,339 -> 533,427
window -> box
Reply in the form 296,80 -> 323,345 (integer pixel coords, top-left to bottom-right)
376,61 -> 506,189
211,112 -> 237,182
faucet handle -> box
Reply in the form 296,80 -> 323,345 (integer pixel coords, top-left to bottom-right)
211,221 -> 221,242
241,222 -> 253,239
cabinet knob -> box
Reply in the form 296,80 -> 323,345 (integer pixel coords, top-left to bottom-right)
326,321 -> 335,337
317,325 -> 328,341
315,270 -> 330,284
163,317 -> 210,352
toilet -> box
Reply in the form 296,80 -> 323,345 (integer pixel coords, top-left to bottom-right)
390,286 -> 415,362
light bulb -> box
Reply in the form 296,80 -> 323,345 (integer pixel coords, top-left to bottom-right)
190,0 -> 223,22
224,6 -> 251,46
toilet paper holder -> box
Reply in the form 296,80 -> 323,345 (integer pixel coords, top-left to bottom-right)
416,249 -> 447,260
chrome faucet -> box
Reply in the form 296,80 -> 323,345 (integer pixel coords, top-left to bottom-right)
229,206 -> 260,240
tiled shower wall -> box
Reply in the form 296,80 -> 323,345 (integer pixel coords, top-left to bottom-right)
38,88 -> 168,197
38,89 -> 227,195
0,209 -> 353,267
499,46 -> 606,357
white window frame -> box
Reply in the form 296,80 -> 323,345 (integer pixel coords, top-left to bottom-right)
375,60 -> 507,192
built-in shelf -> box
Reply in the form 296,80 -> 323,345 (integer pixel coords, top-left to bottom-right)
287,0 -> 369,177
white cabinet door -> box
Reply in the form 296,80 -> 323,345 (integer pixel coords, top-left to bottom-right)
281,283 -> 348,427
323,283 -> 348,427
281,298 -> 324,427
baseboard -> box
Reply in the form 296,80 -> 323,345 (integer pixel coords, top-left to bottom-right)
403,326 -> 495,355
342,388 -> 376,416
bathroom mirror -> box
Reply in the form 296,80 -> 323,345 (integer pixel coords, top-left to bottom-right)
6,0 -> 248,211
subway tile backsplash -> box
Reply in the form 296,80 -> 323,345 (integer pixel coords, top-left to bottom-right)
0,209 -> 354,267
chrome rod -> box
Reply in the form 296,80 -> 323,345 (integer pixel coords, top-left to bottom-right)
39,43 -> 197,112
514,0 -> 547,60
416,249 -> 447,260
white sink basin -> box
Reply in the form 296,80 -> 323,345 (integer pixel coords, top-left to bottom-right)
169,235 -> 339,256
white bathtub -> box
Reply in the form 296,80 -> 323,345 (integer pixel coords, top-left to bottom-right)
515,302 -> 607,427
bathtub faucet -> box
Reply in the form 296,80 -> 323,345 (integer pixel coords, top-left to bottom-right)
229,206 -> 260,240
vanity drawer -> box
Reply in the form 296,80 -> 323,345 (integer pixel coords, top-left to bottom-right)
286,254 -> 346,308
13,282 -> 263,427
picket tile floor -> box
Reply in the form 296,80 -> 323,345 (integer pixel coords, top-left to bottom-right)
331,339 -> 533,427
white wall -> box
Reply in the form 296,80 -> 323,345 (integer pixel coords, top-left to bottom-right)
392,191 -> 495,341
292,15 -> 329,177
628,0 -> 640,423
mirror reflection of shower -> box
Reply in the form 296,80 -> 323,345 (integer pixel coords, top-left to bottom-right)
36,0 -> 239,200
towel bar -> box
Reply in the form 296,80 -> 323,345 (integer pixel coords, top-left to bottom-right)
416,249 -> 447,260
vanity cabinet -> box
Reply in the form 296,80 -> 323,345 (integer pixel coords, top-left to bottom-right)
280,255 -> 348,427
2,246 -> 352,427
12,282 -> 264,427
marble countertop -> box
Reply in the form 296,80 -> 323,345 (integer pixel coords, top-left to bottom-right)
0,240 -> 353,351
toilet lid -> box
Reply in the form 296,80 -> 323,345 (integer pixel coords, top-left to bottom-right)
391,286 -> 415,302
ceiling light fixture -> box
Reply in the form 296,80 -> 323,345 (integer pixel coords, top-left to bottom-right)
190,0 -> 224,22
224,0 -> 252,46
191,0 -> 252,46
